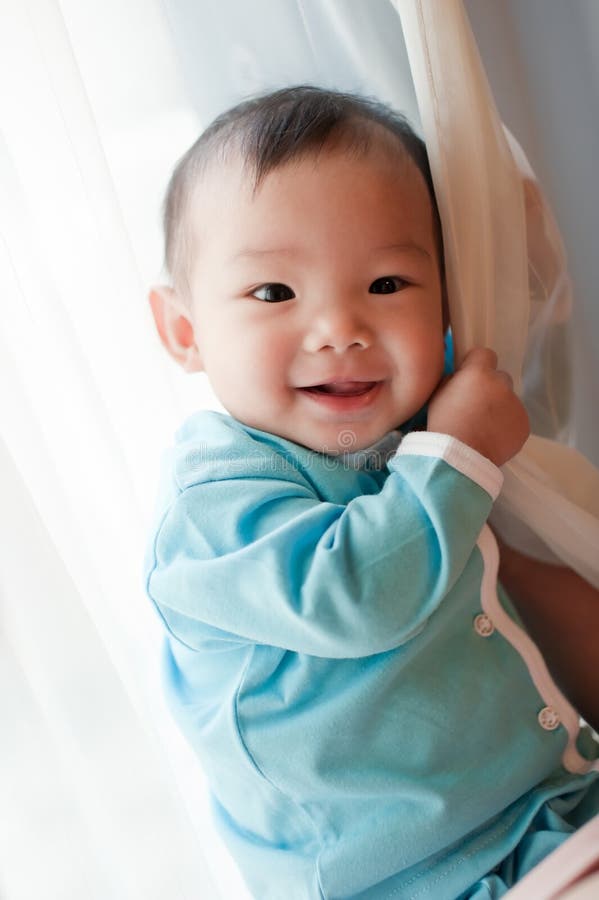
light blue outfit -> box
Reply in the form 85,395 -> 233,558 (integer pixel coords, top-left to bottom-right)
144,411 -> 599,899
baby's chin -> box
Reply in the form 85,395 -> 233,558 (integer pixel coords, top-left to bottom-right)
220,403 -> 398,456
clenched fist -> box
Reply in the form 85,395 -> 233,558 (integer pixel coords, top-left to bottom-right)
427,347 -> 530,467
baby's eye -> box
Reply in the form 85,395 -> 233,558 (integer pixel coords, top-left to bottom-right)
369,276 -> 408,294
251,283 -> 295,303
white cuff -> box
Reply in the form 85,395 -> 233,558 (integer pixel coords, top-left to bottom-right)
395,432 -> 504,500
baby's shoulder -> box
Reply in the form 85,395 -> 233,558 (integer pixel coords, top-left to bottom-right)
172,410 -> 309,492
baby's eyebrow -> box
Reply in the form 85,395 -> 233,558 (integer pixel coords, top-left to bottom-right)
232,242 -> 431,263
373,242 -> 432,259
231,246 -> 299,263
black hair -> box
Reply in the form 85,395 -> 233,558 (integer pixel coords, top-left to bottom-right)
162,85 -> 442,295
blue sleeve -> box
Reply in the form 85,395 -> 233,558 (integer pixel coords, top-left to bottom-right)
146,428 -> 503,659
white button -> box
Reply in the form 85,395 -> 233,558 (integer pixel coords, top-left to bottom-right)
538,706 -> 561,730
473,613 -> 495,637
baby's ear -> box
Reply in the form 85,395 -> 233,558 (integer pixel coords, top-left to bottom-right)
148,286 -> 203,373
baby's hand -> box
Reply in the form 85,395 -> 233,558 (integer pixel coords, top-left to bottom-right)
427,347 -> 530,467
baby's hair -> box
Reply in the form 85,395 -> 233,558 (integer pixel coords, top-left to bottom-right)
162,84 -> 443,299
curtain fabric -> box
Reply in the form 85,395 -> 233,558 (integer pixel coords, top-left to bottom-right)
396,0 -> 599,586
0,1 -> 232,896
1,1 -> 597,898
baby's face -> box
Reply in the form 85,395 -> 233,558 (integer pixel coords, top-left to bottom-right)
185,146 -> 445,453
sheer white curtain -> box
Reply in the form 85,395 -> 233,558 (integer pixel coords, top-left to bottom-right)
1,1 -> 597,899
0,2 -> 224,897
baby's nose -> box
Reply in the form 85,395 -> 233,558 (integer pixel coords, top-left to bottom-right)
302,304 -> 373,354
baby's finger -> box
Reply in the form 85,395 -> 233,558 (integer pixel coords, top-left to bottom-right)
459,347 -> 498,370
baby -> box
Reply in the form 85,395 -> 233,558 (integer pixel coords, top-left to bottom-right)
145,86 -> 599,899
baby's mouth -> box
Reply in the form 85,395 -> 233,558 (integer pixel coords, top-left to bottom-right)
302,381 -> 379,397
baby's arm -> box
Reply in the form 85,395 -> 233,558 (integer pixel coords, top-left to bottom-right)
148,434 -> 502,658
496,539 -> 599,732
